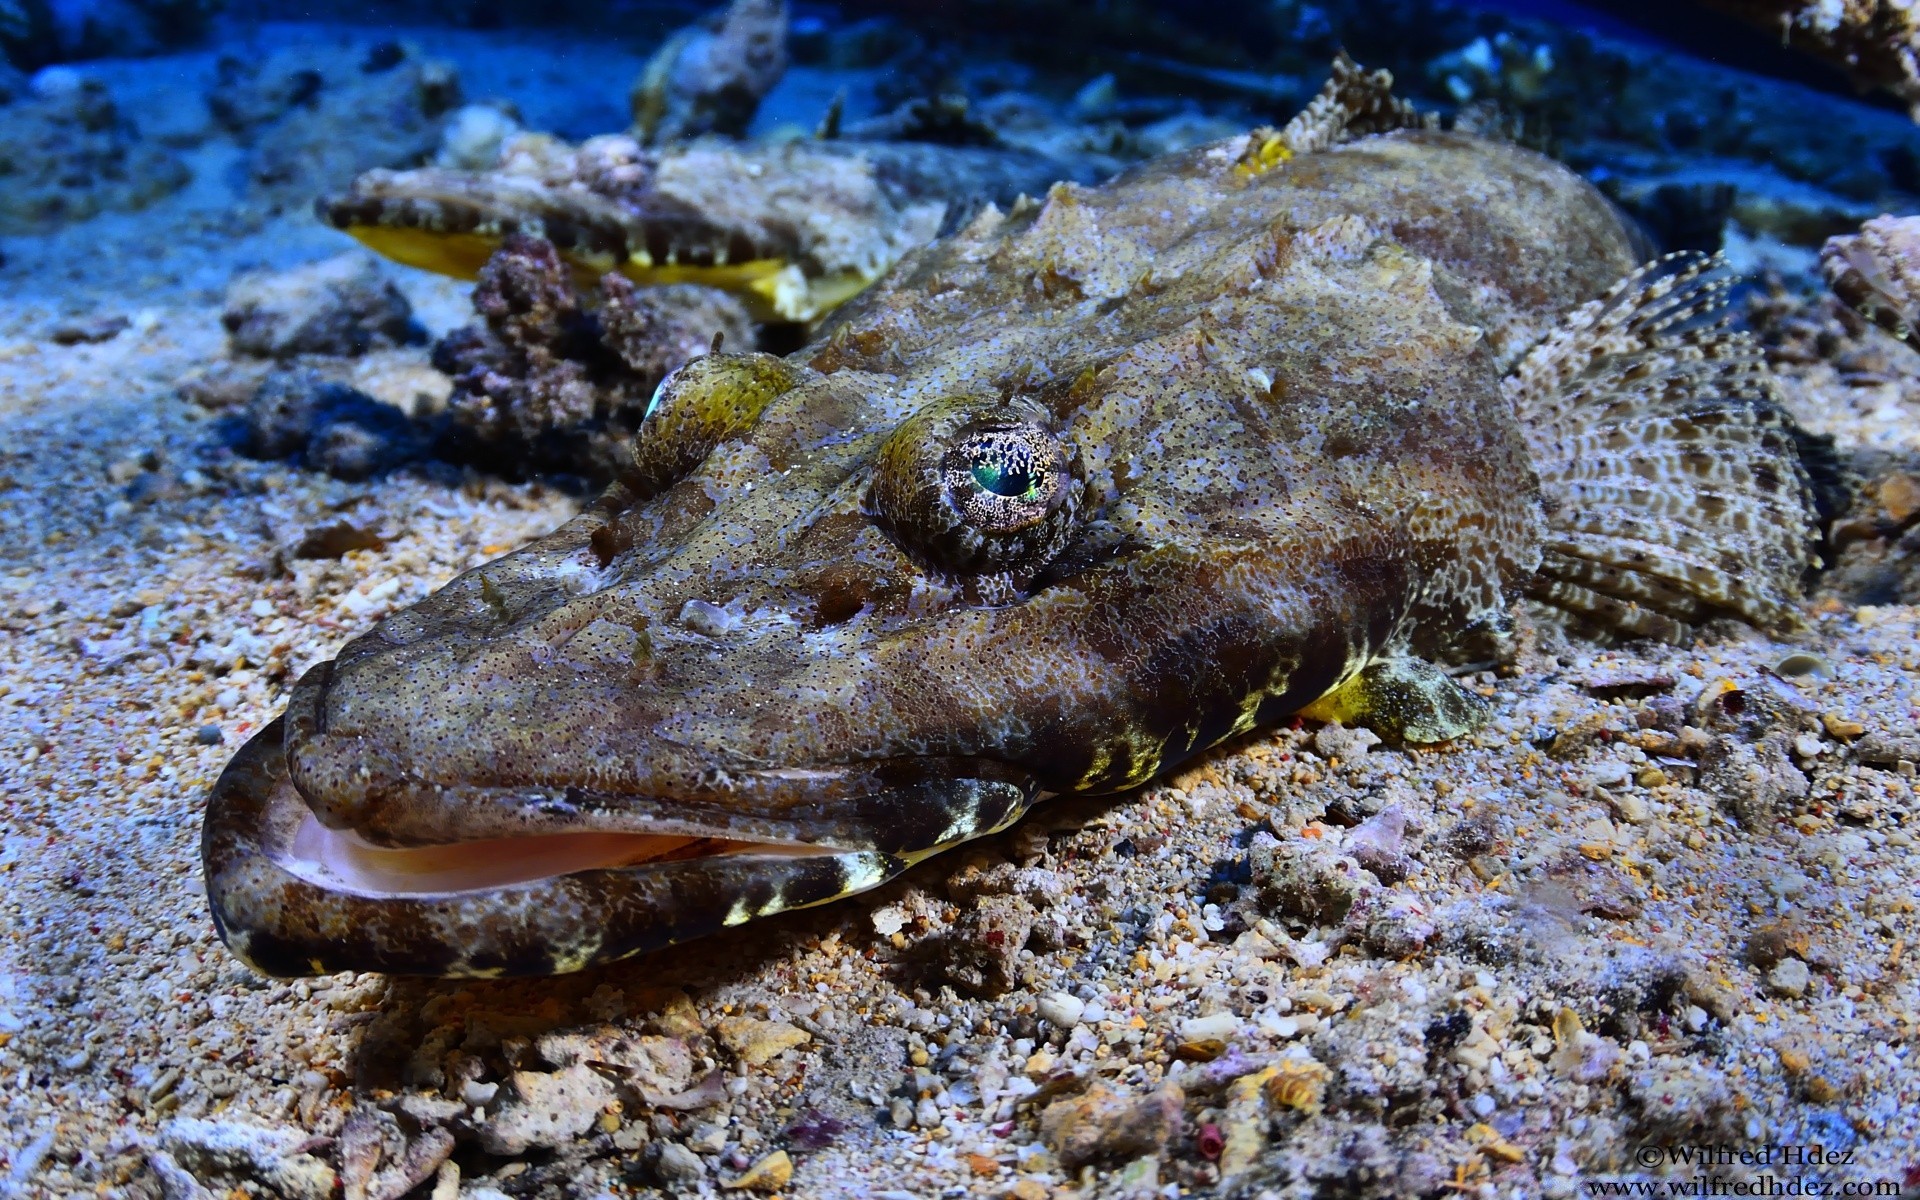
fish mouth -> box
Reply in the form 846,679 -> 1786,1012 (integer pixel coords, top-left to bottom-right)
202,719 -> 1035,978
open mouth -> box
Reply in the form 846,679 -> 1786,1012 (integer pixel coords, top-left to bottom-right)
283,816 -> 838,897
201,719 -> 1032,978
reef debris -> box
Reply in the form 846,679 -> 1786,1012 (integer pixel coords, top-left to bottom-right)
222,253 -> 420,360
0,0 -> 221,69
211,42 -> 461,206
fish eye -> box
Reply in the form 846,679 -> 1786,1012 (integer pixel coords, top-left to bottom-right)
946,428 -> 1069,530
871,397 -> 1083,578
626,352 -> 802,496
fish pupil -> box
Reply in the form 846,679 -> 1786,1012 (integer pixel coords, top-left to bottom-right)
972,461 -> 1036,498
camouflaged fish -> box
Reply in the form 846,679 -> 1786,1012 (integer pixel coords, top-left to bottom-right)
319,133 -> 1081,323
207,60 -> 1820,977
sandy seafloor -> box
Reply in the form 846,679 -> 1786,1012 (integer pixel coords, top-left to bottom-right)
4,13 -> 1920,1200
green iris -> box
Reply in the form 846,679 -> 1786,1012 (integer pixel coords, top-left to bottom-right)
971,460 -> 1039,500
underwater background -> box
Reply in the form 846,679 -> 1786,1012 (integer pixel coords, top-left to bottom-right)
4,1 -> 1920,1197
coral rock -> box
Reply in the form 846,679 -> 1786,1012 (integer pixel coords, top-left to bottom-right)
1698,1 -> 1920,119
432,233 -> 751,481
476,1063 -> 619,1156
222,253 -> 418,360
715,1016 -> 811,1066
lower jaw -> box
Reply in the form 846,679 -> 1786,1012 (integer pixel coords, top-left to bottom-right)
202,720 -> 907,978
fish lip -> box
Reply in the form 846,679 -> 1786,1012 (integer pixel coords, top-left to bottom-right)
202,719 -> 1035,978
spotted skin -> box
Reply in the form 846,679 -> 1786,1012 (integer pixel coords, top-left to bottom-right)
204,106 -> 1817,976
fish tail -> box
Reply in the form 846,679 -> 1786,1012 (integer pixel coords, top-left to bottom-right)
1506,252 -> 1824,642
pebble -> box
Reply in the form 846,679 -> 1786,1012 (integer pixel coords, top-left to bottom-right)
1179,1012 -> 1239,1042
1587,759 -> 1632,787
195,724 -> 223,745
1036,991 -> 1085,1028
654,1141 -> 706,1183
722,1149 -> 792,1192
715,1016 -> 810,1066
1766,958 -> 1812,999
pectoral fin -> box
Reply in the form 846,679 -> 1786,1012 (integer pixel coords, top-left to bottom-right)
1299,657 -> 1487,745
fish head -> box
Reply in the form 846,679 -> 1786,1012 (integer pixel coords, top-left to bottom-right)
206,331 -> 1406,977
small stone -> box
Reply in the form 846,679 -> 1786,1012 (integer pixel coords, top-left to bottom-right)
1313,722 -> 1381,761
1037,1081 -> 1183,1170
964,1152 -> 1000,1176
1005,1181 -> 1050,1200
1822,713 -> 1866,741
654,1141 -> 706,1183
476,1065 -> 618,1155
50,314 -> 130,344
1347,805 -> 1414,882
1587,759 -> 1633,788
195,725 -> 223,745
1178,1012 -> 1239,1042
716,1016 -> 810,1066
1036,992 -> 1085,1028
1766,958 -> 1811,999
1609,791 -> 1649,823
722,1149 -> 792,1191
1878,472 -> 1920,523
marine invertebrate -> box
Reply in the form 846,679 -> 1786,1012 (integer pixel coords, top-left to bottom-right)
205,61 -> 1820,977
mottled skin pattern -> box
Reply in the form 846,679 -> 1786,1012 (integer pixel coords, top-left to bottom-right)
208,126 -> 1740,977
321,136 -> 1085,321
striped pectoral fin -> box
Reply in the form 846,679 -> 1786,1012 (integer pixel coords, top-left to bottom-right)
1298,656 -> 1488,746
1506,252 -> 1822,643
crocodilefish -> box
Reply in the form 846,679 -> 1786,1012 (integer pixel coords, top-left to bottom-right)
204,60 -> 1821,976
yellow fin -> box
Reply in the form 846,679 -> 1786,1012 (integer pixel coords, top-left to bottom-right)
1299,657 -> 1487,745
346,226 -> 503,281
